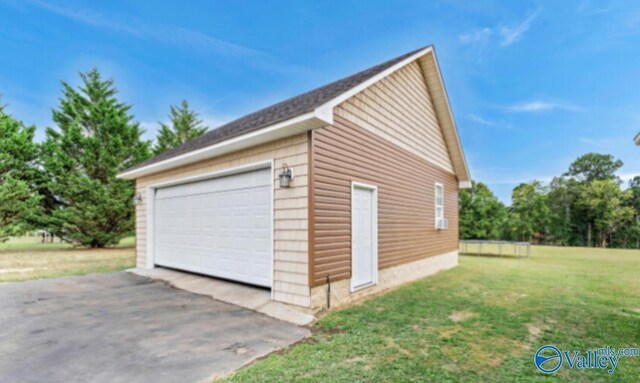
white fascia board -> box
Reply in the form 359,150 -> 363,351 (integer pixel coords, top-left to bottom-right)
459,180 -> 472,189
118,111 -> 328,179
314,46 -> 434,113
315,45 -> 471,185
428,49 -> 471,183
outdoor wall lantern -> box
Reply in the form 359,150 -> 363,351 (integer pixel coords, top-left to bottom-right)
279,163 -> 294,188
133,192 -> 143,206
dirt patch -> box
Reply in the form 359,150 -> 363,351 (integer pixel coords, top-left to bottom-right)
0,268 -> 35,274
383,336 -> 413,357
449,310 -> 477,323
345,355 -> 372,370
620,308 -> 640,318
438,325 -> 462,339
506,291 -> 528,299
487,355 -> 504,367
526,323 -> 550,342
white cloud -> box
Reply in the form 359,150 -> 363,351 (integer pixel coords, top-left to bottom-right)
24,0 -> 315,77
467,114 -> 495,126
459,9 -> 541,49
578,137 -> 618,148
467,114 -> 516,130
27,0 -> 257,56
459,28 -> 493,44
506,100 -> 581,113
499,9 -> 541,46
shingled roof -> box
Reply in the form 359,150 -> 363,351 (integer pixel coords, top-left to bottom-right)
124,46 -> 430,173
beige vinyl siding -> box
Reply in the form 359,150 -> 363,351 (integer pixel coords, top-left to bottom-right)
135,133 -> 310,307
418,52 -> 470,182
335,60 -> 454,173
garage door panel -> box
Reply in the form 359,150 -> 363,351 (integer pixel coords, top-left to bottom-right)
154,168 -> 272,287
155,168 -> 271,200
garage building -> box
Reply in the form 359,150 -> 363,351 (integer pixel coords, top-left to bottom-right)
118,45 -> 471,311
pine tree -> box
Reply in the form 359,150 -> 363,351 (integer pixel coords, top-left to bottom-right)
0,102 -> 41,241
41,69 -> 151,247
154,100 -> 207,155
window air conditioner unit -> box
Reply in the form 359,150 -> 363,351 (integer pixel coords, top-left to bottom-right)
437,218 -> 448,230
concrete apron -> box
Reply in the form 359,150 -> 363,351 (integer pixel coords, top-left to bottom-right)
129,268 -> 316,326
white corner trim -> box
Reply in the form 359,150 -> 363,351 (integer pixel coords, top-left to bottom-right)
145,185 -> 155,269
118,112 -> 327,179
459,180 -> 472,189
350,181 -> 379,293
269,158 -> 275,299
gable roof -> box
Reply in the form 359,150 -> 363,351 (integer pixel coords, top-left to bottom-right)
118,45 -> 471,186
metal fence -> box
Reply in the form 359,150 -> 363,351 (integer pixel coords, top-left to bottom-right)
460,240 -> 531,258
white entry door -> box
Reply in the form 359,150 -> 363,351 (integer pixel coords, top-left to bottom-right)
351,183 -> 378,291
153,167 -> 272,287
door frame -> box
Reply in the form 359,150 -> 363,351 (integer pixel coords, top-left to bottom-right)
145,159 -> 275,291
350,181 -> 379,292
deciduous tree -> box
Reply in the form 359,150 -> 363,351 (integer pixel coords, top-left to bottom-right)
577,179 -> 634,247
510,180 -> 551,241
564,153 -> 623,183
459,181 -> 507,240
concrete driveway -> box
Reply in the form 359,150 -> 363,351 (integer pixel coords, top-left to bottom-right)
0,273 -> 310,383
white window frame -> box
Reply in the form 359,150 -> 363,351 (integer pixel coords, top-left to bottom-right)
435,182 -> 444,229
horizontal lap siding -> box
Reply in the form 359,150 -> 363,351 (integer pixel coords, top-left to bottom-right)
310,59 -> 459,286
311,124 -> 459,285
335,61 -> 454,173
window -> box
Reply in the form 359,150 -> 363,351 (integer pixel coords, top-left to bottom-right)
435,183 -> 444,227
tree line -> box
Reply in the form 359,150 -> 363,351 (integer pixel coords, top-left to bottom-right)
1,69 -> 208,247
460,153 -> 640,248
3,69 -> 638,250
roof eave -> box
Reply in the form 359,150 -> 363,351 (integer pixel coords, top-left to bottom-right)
315,45 -> 472,187
423,48 -> 472,187
117,111 -> 329,180
118,44 -> 472,185
635,132 -> 640,145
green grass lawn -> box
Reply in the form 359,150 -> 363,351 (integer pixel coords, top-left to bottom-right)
222,246 -> 640,382
0,236 -> 135,283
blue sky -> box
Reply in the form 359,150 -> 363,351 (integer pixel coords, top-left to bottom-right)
1,0 -> 639,203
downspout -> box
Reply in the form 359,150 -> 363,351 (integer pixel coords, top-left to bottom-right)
326,274 -> 331,309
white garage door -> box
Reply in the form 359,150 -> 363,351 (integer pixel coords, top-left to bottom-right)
153,167 -> 272,287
